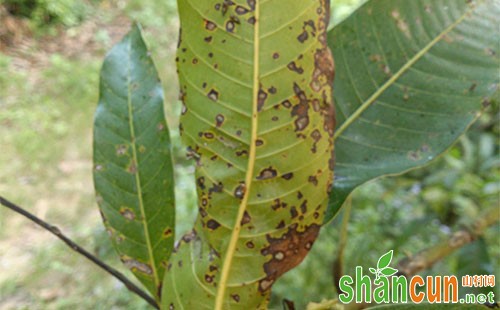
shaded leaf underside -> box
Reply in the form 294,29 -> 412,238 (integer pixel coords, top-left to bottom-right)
326,0 -> 500,221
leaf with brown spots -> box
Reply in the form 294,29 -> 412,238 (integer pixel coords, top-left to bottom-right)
93,24 -> 176,302
326,0 -> 500,222
162,0 -> 335,309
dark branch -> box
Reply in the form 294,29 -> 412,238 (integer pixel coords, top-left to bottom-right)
0,195 -> 159,309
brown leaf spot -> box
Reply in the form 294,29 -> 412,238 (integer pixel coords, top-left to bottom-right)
208,182 -> 224,194
231,294 -> 241,302
300,200 -> 308,214
226,21 -> 235,32
391,10 -> 411,39
116,144 -> 128,156
276,220 -> 285,229
311,48 -> 335,92
197,177 -> 206,190
205,20 -> 217,31
236,149 -> 248,157
257,88 -> 268,111
181,230 -> 197,243
281,100 -> 292,109
128,161 -> 137,174
297,191 -> 303,199
234,182 -> 246,199
235,5 -> 249,15
215,114 -> 225,127
287,61 -> 304,74
258,224 -> 320,292
207,89 -> 219,101
121,256 -> 153,275
199,206 -> 208,217
257,167 -> 278,180
297,31 -> 308,43
246,241 -> 255,249
271,199 -> 287,210
205,274 -> 214,283
322,101 -> 336,138
247,0 -> 255,11
408,150 -> 421,161
282,172 -> 293,180
120,207 -> 135,220
207,219 -> 221,230
241,211 -> 251,225
291,83 -> 310,132
204,132 -> 215,139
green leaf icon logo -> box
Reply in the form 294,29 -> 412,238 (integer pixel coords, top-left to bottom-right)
371,250 -> 398,280
380,267 -> 398,277
377,250 -> 393,269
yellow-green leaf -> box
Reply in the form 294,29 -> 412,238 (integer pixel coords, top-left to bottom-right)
162,0 -> 335,308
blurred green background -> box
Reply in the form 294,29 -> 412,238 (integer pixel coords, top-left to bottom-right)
0,0 -> 498,309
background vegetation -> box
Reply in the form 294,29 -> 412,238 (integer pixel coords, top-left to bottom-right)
0,0 -> 497,309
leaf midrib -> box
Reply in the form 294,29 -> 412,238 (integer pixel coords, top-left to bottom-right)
126,35 -> 161,300
214,2 -> 261,309
333,2 -> 477,141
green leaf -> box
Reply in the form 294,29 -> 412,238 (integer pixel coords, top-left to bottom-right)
162,1 -> 335,309
369,267 -> 377,274
325,0 -> 500,221
93,24 -> 175,301
377,250 -> 393,269
380,267 -> 398,277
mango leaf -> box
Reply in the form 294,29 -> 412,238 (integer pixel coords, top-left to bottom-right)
162,0 -> 335,308
326,0 -> 500,221
93,24 -> 175,301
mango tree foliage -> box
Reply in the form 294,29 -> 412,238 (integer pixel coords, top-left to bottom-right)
326,0 -> 500,220
161,0 -> 335,308
91,0 -> 500,308
93,24 -> 176,302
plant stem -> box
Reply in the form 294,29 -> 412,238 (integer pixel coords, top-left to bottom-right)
332,196 -> 352,295
397,205 -> 500,278
0,195 -> 159,309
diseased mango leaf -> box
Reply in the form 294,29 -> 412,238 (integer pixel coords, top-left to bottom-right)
326,0 -> 500,222
162,0 -> 335,308
93,24 -> 175,301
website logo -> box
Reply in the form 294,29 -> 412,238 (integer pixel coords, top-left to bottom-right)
339,250 -> 496,304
